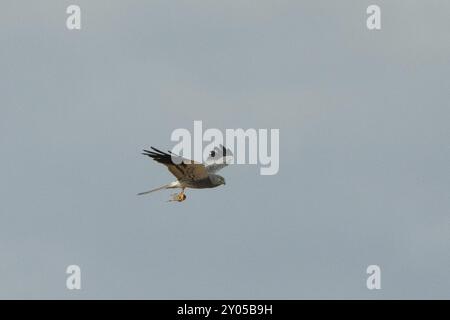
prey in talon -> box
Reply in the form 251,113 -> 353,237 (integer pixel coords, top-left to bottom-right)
168,191 -> 187,202
138,145 -> 232,202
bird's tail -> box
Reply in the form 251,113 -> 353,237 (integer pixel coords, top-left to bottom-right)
137,182 -> 178,196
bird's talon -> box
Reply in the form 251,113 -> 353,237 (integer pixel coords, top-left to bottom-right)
168,192 -> 186,202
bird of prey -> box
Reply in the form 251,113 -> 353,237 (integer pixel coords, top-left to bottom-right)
138,145 -> 232,202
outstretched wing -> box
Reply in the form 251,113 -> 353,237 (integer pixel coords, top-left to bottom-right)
205,145 -> 233,173
142,147 -> 209,181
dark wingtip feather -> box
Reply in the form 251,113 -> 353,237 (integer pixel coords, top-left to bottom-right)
142,147 -> 173,165
150,146 -> 167,155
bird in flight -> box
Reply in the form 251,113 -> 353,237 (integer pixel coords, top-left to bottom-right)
138,145 -> 233,202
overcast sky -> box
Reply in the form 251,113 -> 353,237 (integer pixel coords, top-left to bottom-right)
0,0 -> 449,299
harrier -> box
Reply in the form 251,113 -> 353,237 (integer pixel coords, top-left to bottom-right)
138,145 -> 232,202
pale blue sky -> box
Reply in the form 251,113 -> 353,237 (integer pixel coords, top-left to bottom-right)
0,0 -> 449,298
